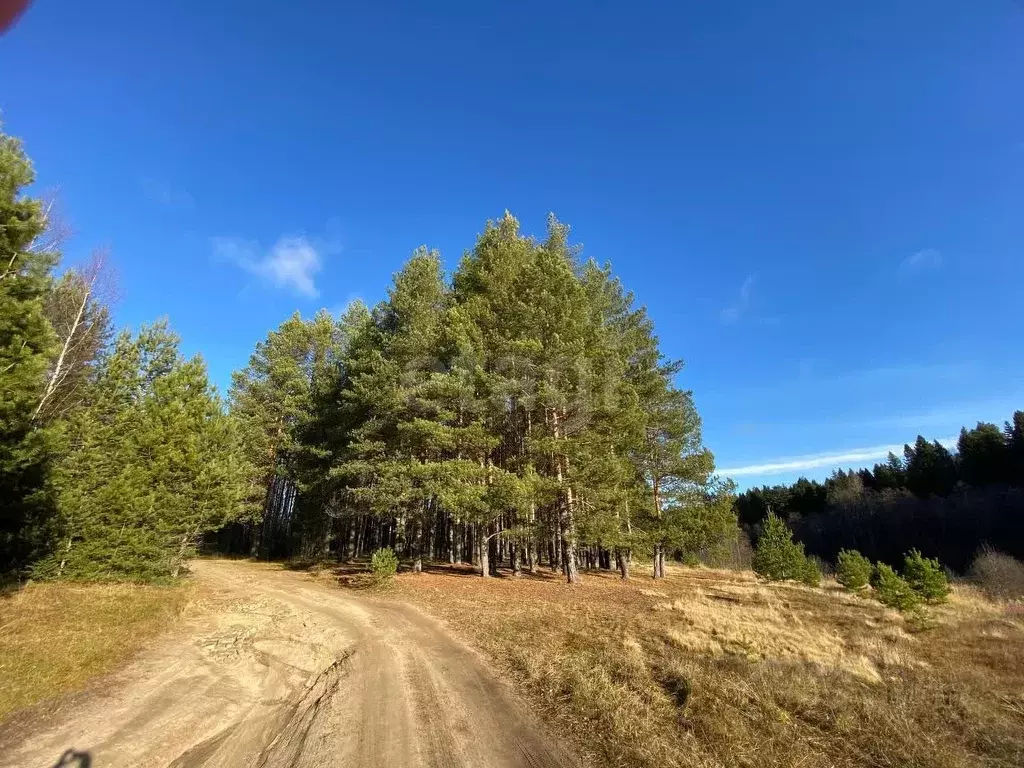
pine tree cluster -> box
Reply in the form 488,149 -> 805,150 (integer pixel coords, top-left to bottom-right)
230,215 -> 737,580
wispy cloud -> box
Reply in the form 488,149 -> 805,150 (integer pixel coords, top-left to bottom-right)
721,438 -> 955,478
720,274 -> 755,324
901,248 -> 942,272
214,235 -> 326,297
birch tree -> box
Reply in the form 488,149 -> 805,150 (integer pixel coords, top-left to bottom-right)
35,249 -> 114,424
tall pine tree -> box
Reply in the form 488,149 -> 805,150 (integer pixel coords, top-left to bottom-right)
0,127 -> 57,575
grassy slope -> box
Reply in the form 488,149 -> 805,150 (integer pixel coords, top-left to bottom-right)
389,564 -> 1024,768
0,581 -> 188,721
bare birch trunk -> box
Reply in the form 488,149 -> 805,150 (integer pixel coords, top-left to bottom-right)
171,530 -> 196,579
34,249 -> 109,422
479,526 -> 489,578
58,535 -> 73,577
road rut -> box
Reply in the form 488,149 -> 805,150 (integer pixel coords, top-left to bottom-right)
0,560 -> 579,768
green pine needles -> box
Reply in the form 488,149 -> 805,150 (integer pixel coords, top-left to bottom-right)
752,512 -> 820,586
836,549 -> 873,592
370,548 -> 399,583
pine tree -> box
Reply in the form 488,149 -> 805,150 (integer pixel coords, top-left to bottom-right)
142,355 -> 249,577
48,322 -> 248,580
1006,412 -> 1024,486
0,126 -> 58,575
957,422 -> 1009,487
285,212 -> 725,581
230,310 -> 342,556
904,436 -> 957,497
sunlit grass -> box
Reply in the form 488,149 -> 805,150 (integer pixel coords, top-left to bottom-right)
0,581 -> 188,721
390,564 -> 1024,768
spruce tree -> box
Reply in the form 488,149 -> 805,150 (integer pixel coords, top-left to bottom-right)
0,127 -> 57,575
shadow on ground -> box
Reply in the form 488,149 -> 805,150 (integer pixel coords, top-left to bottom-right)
51,749 -> 91,767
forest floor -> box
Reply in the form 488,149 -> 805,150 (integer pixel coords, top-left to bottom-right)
376,561 -> 1024,768
0,559 -> 578,768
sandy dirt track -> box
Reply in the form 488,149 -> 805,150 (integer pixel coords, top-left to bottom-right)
0,560 -> 579,768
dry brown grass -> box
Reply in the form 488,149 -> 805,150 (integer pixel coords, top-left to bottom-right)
0,581 -> 189,722
388,563 -> 1024,768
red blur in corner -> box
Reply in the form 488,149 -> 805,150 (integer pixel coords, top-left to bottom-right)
0,0 -> 31,34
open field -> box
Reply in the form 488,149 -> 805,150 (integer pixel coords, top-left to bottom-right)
0,581 -> 189,723
378,563 -> 1024,768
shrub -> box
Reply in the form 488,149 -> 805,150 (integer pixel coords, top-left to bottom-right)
871,563 -> 920,611
797,555 -> 821,587
370,547 -> 399,583
836,549 -> 873,591
753,512 -> 797,580
903,549 -> 949,603
968,547 -> 1024,599
681,552 -> 701,568
752,512 -> 818,585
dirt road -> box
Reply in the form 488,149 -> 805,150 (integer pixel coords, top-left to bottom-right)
0,560 -> 579,768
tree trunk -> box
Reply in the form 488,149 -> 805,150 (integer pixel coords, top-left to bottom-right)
561,485 -> 580,583
57,535 -> 73,577
321,518 -> 332,560
479,527 -> 489,578
412,518 -> 423,573
248,521 -> 260,558
488,535 -> 498,576
171,531 -> 195,579
33,253 -> 105,423
617,548 -> 630,579
526,539 -> 537,574
552,409 -> 580,584
511,542 -> 521,577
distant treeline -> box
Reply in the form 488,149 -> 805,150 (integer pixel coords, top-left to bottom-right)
734,414 -> 1024,572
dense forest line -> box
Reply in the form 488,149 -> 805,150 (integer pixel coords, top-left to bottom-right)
1,121 -> 737,583
1,126 -> 250,581
222,217 -> 737,581
735,418 -> 1024,572
10,109 -> 1012,586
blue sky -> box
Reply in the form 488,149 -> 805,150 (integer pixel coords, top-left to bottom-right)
2,1 -> 1022,489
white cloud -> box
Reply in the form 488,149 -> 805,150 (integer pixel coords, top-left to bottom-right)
901,248 -> 942,272
720,274 -> 755,324
214,235 -> 324,297
720,438 -> 955,478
